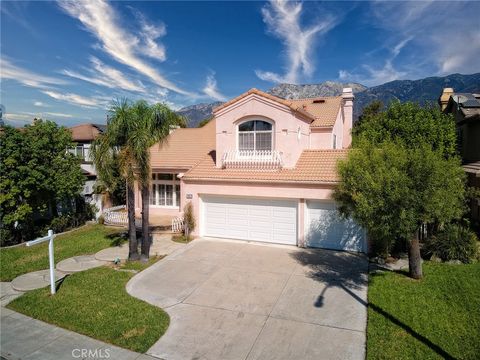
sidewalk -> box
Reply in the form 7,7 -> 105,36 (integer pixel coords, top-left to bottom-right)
1,306 -> 156,360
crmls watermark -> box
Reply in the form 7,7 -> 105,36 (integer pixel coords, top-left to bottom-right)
72,348 -> 111,358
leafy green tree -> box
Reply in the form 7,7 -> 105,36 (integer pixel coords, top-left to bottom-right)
129,100 -> 182,260
335,102 -> 465,279
197,117 -> 212,127
0,120 -> 84,244
353,101 -> 457,158
92,99 -> 140,260
92,100 -> 182,261
92,152 -> 126,206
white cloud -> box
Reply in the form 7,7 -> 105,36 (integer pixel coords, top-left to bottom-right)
203,73 -> 227,101
339,61 -> 407,87
133,9 -> 167,60
1,57 -> 67,89
256,0 -> 337,84
370,1 -> 480,76
4,113 -> 33,122
62,57 -> 145,93
44,112 -> 73,118
42,90 -> 106,108
58,0 -> 191,95
338,38 -> 410,86
33,101 -> 49,107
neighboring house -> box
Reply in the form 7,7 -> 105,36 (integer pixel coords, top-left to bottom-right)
137,88 -> 366,252
69,123 -> 107,218
439,88 -> 480,228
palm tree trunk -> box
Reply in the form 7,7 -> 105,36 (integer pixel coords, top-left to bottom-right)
127,183 -> 139,260
140,185 -> 151,261
408,230 -> 423,279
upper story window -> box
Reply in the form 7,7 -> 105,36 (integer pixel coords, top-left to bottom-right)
238,120 -> 273,151
69,144 -> 91,162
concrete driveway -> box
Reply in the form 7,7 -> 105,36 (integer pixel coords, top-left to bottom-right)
127,238 -> 368,360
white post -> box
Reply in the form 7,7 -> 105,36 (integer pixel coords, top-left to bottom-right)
48,230 -> 55,295
26,229 -> 56,295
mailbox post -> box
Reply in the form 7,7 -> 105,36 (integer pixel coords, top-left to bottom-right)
26,229 -> 56,295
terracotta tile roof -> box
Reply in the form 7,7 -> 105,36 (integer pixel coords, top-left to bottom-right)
150,119 -> 216,169
70,123 -> 105,142
288,97 -> 342,127
213,88 -> 342,127
183,149 -> 349,184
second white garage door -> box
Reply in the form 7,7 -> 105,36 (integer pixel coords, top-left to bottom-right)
202,196 -> 297,245
306,200 -> 366,252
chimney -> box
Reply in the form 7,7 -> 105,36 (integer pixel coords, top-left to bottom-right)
438,88 -> 454,111
342,88 -> 354,148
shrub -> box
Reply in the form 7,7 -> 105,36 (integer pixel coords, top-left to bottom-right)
50,215 -> 71,233
424,224 -> 478,263
98,215 -> 105,225
183,202 -> 195,238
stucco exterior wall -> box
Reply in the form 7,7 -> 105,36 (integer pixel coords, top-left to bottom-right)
342,91 -> 354,148
215,94 -> 312,168
309,128 -> 332,149
332,108 -> 344,149
181,180 -> 335,238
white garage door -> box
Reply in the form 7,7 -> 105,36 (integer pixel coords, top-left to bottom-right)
306,201 -> 366,252
202,196 -> 297,245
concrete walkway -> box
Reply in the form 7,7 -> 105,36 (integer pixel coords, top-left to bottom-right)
57,255 -> 106,273
95,234 -> 185,262
0,283 -> 22,307
0,307 -> 156,360
2,233 -> 187,360
127,238 -> 369,360
11,269 -> 68,292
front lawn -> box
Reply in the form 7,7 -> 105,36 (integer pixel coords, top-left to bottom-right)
7,266 -> 169,353
367,262 -> 480,360
0,224 -> 124,281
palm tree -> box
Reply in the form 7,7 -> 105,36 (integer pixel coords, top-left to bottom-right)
129,100 -> 183,261
91,99 -> 140,260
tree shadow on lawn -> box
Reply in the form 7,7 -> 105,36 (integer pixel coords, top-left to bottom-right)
290,249 -> 455,360
106,232 -> 127,247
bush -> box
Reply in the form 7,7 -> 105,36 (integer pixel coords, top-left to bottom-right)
424,224 -> 478,263
183,202 -> 195,238
50,215 -> 71,233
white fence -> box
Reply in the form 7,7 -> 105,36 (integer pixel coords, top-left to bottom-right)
172,216 -> 184,233
103,206 -> 141,227
104,206 -> 185,232
222,150 -> 283,170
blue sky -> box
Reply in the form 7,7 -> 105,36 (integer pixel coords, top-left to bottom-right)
1,0 -> 479,126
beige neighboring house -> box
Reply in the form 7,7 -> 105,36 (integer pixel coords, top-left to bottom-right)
439,88 -> 480,227
69,123 -> 107,218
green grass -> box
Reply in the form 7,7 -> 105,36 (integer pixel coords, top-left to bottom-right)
121,255 -> 164,271
0,224 -> 124,281
367,262 -> 480,360
7,267 -> 169,353
172,234 -> 193,244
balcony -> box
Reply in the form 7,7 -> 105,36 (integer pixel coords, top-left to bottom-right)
222,150 -> 283,170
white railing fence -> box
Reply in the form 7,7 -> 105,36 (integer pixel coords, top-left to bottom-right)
103,206 -> 141,227
222,150 -> 283,170
172,216 -> 184,233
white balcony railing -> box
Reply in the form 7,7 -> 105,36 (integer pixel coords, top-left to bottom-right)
222,150 -> 283,170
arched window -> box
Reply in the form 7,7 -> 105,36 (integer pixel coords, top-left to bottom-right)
238,120 -> 273,151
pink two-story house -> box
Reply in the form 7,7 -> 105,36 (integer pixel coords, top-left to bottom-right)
137,87 -> 366,252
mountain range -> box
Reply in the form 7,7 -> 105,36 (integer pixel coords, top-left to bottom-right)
178,73 -> 480,127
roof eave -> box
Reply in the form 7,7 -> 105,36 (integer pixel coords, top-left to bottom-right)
181,177 -> 339,185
